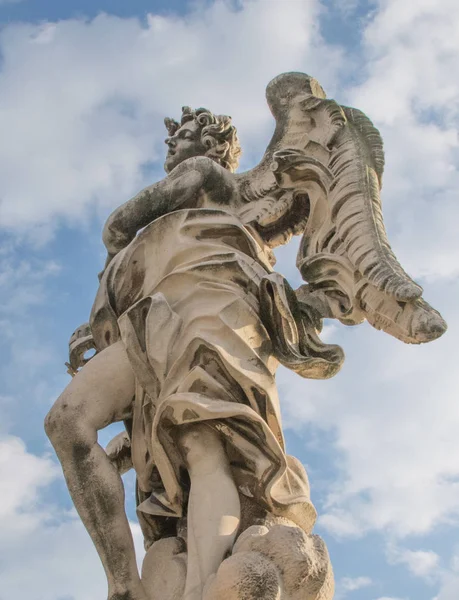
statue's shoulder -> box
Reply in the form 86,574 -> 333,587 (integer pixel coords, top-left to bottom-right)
167,155 -> 237,200
172,155 -> 233,179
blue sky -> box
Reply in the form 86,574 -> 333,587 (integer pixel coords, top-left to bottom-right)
0,1 -> 458,599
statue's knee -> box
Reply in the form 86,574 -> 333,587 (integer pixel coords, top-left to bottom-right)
44,394 -> 88,447
177,423 -> 227,475
43,409 -> 53,438
44,399 -> 66,440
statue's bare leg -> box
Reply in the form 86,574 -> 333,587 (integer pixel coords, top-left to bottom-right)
177,424 -> 240,600
45,341 -> 147,600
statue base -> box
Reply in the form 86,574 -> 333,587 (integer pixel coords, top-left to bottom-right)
141,521 -> 334,600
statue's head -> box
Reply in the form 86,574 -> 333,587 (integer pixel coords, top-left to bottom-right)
164,106 -> 242,173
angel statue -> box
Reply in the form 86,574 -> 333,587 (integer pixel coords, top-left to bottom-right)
45,72 -> 446,600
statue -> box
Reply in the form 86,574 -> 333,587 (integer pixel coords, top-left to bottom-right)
45,73 -> 447,600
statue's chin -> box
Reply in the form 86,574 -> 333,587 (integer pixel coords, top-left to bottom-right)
164,155 -> 182,173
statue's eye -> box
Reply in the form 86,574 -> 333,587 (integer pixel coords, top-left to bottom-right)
177,129 -> 194,140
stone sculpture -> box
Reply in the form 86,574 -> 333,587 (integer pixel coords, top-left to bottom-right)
45,72 -> 447,600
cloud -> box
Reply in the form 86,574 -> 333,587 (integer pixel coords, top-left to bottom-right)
0,435 -> 57,522
341,575 -> 372,590
387,545 -> 441,582
0,248 -> 60,316
0,3 -> 341,597
276,0 -> 459,545
0,430 -> 145,599
328,0 -> 360,17
436,577 -> 459,600
0,0 -> 342,238
428,550 -> 459,600
0,246 -> 63,404
345,0 -> 459,283
0,0 -> 458,598
336,576 -> 373,598
281,288 -> 459,539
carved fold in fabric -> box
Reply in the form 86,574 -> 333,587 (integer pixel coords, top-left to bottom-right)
259,272 -> 344,379
89,208 -> 337,540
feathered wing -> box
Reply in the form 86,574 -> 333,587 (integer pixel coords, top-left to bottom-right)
236,72 -> 446,346
234,73 -> 333,248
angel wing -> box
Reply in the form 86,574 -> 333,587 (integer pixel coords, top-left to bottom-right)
235,72 -> 446,345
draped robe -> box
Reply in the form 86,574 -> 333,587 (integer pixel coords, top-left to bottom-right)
90,204 -> 341,542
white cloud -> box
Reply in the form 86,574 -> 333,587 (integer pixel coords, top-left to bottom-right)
0,3 -> 342,597
436,577 -> 459,600
0,251 -> 142,597
0,247 -> 63,398
0,250 -> 60,315
336,576 -> 373,598
0,435 -> 57,521
0,431 -> 145,600
430,550 -> 459,600
318,509 -> 362,538
286,299 -> 459,538
341,575 -> 372,590
0,506 -> 145,600
387,545 -> 441,582
0,0 -> 342,238
328,0 -> 360,17
0,0 -> 458,597
277,0 -> 459,544
280,274 -> 459,539
345,0 -> 459,283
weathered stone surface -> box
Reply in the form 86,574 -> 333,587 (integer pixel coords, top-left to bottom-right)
141,524 -> 333,600
204,551 -> 282,600
45,72 -> 446,600
230,525 -> 334,600
141,537 -> 187,600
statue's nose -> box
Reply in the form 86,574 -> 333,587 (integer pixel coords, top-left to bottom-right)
165,137 -> 176,147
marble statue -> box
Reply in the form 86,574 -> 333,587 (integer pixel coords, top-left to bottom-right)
45,72 -> 447,600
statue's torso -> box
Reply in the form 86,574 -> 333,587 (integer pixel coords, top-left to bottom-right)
90,207 -> 274,352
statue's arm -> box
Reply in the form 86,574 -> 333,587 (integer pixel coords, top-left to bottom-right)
72,158 -> 222,373
65,154 -> 211,372
102,156 -> 222,256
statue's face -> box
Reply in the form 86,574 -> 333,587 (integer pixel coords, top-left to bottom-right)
164,120 -> 207,173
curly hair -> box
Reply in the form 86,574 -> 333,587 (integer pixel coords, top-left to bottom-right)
164,106 -> 242,172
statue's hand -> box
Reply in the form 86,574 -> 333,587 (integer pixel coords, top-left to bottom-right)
105,431 -> 133,475
65,322 -> 97,377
